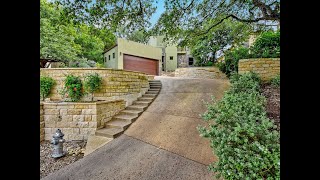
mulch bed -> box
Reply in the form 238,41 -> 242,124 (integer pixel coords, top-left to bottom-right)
40,140 -> 86,179
261,84 -> 280,132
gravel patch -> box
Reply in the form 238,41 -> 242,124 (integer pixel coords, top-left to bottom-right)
40,140 -> 87,179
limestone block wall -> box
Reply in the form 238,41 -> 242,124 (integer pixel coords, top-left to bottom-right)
147,75 -> 155,80
40,103 -> 44,142
174,67 -> 227,79
40,68 -> 149,106
43,100 -> 125,141
238,58 -> 280,81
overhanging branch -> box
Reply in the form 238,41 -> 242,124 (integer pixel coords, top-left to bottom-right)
196,14 -> 277,36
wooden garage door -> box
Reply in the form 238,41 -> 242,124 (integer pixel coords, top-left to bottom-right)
123,54 -> 159,75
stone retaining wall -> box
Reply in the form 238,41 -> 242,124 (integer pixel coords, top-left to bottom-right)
40,103 -> 44,142
147,75 -> 155,80
42,100 -> 125,141
40,68 -> 149,106
174,67 -> 227,79
238,58 -> 280,81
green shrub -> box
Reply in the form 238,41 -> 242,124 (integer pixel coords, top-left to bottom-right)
229,72 -> 261,93
217,47 -> 251,77
270,74 -> 280,87
205,61 -> 213,66
84,73 -> 102,101
60,75 -> 84,102
198,72 -> 280,180
40,76 -> 55,101
96,62 -> 105,68
251,31 -> 280,58
217,31 -> 280,78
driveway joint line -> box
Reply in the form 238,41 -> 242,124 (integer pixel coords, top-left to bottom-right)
123,134 -> 210,167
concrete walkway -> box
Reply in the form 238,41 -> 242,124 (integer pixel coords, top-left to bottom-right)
42,76 -> 230,180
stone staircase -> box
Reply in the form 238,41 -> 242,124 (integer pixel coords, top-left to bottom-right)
95,80 -> 162,138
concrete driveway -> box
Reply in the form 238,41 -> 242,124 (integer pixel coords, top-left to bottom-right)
42,76 -> 230,180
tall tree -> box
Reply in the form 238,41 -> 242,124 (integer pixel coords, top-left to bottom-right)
58,0 -> 157,35
74,24 -> 105,63
116,26 -> 150,44
152,0 -> 280,44
41,0 -> 117,65
189,19 -> 252,65
40,0 -> 81,63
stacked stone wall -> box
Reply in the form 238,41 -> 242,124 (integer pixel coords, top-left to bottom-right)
238,58 -> 280,81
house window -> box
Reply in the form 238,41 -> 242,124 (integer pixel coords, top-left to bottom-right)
170,56 -> 173,60
113,53 -> 115,58
109,55 -> 110,60
104,57 -> 107,62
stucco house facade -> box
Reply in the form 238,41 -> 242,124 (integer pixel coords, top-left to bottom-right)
148,36 -> 195,72
103,38 -> 162,75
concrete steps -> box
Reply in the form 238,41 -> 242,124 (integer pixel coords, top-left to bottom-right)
105,119 -> 132,130
126,104 -> 148,111
146,91 -> 159,94
113,114 -> 138,122
94,80 -> 162,139
143,94 -> 157,98
137,97 -> 154,102
95,127 -> 123,138
120,109 -> 143,116
133,100 -> 151,106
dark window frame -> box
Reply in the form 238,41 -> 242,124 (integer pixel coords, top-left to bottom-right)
113,53 -> 115,58
170,56 -> 173,60
108,55 -> 111,60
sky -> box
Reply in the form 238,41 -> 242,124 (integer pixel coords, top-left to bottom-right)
149,0 -> 165,27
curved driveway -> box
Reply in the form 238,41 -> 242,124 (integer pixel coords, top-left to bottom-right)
42,76 -> 230,180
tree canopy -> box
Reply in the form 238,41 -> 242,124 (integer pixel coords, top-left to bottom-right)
42,0 -> 280,66
151,0 -> 279,44
40,0 -> 116,65
189,19 -> 253,66
40,0 -> 81,62
58,0 -> 157,35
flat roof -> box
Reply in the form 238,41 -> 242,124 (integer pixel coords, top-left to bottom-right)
102,44 -> 118,54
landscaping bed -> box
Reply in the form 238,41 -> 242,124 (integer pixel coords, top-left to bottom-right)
40,140 -> 86,179
261,84 -> 280,132
199,72 -> 280,179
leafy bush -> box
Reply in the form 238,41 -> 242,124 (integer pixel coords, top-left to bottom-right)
251,31 -> 280,58
40,76 -> 55,101
229,71 -> 261,93
205,61 -> 213,66
217,47 -> 251,77
83,73 -> 102,101
270,74 -> 280,87
69,57 -> 96,68
60,75 -> 84,102
217,31 -> 280,78
96,62 -> 105,68
198,72 -> 280,180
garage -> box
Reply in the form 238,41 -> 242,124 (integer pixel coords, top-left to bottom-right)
123,54 -> 159,75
